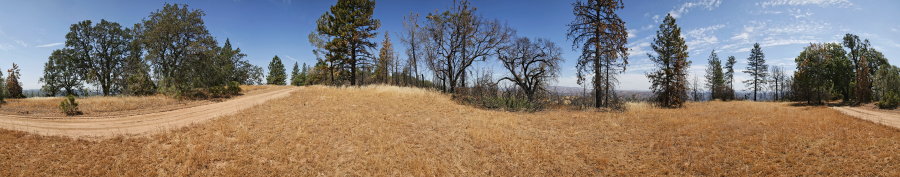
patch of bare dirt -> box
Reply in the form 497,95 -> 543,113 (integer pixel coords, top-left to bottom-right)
0,86 -> 298,138
832,105 -> 900,129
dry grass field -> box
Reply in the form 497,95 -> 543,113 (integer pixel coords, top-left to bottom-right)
1,85 -> 899,176
0,85 -> 271,117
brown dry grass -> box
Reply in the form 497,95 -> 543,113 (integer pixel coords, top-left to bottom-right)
1,85 -> 899,176
0,85 -> 271,117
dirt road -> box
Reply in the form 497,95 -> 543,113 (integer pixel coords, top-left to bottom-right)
832,106 -> 900,129
0,87 -> 298,138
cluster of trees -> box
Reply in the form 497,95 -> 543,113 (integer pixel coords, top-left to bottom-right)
40,4 -> 263,98
791,34 -> 893,106
299,0 -> 566,109
29,0 -> 897,112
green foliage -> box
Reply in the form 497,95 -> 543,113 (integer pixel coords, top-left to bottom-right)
647,14 -> 690,108
874,64 -> 900,102
317,0 -> 381,86
41,49 -> 84,96
226,81 -> 242,96
705,50 -> 727,100
65,20 -> 131,96
140,4 -> 225,98
723,56 -> 737,100
267,56 -> 287,85
290,62 -> 303,86
792,43 -> 849,104
878,91 -> 900,109
743,43 -> 768,101
567,0 -> 629,108
6,63 -> 24,99
59,95 -> 82,116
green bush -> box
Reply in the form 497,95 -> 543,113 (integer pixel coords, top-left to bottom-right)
59,94 -> 82,116
878,91 -> 900,109
226,81 -> 242,96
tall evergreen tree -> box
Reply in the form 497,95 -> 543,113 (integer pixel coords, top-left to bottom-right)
705,50 -> 726,100
6,63 -> 24,98
267,56 -> 287,85
374,33 -> 394,84
646,14 -> 690,108
290,62 -> 300,86
316,0 -> 380,86
567,0 -> 629,108
744,43 -> 768,101
724,55 -> 737,100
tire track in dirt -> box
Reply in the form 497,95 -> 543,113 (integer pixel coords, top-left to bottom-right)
832,106 -> 900,129
0,87 -> 299,138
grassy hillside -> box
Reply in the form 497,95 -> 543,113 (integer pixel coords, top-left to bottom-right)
1,85 -> 899,176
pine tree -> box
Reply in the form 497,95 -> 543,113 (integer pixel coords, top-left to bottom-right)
705,50 -> 726,100
374,33 -> 394,84
724,56 -> 737,100
316,0 -> 380,86
290,62 -> 302,86
647,14 -> 690,108
744,43 -> 768,101
267,56 -> 287,85
567,0 -> 629,108
6,63 -> 24,98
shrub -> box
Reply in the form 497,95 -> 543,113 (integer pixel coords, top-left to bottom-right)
878,91 -> 900,109
59,94 -> 82,116
226,81 -> 242,96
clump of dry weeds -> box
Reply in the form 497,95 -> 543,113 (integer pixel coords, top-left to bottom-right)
0,85 -> 898,176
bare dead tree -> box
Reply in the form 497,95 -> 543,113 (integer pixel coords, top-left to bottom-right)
496,37 -> 563,102
422,0 -> 511,93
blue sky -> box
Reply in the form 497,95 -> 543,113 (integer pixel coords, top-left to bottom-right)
0,0 -> 898,91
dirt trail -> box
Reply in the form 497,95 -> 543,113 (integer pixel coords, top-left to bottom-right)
0,87 -> 298,138
832,106 -> 900,129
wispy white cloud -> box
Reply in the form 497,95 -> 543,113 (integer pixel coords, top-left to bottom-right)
758,0 -> 853,8
14,40 -> 27,47
283,55 -> 299,62
36,42 -> 64,48
669,0 -> 722,18
686,24 -> 725,49
787,8 -> 813,18
627,42 -> 651,58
